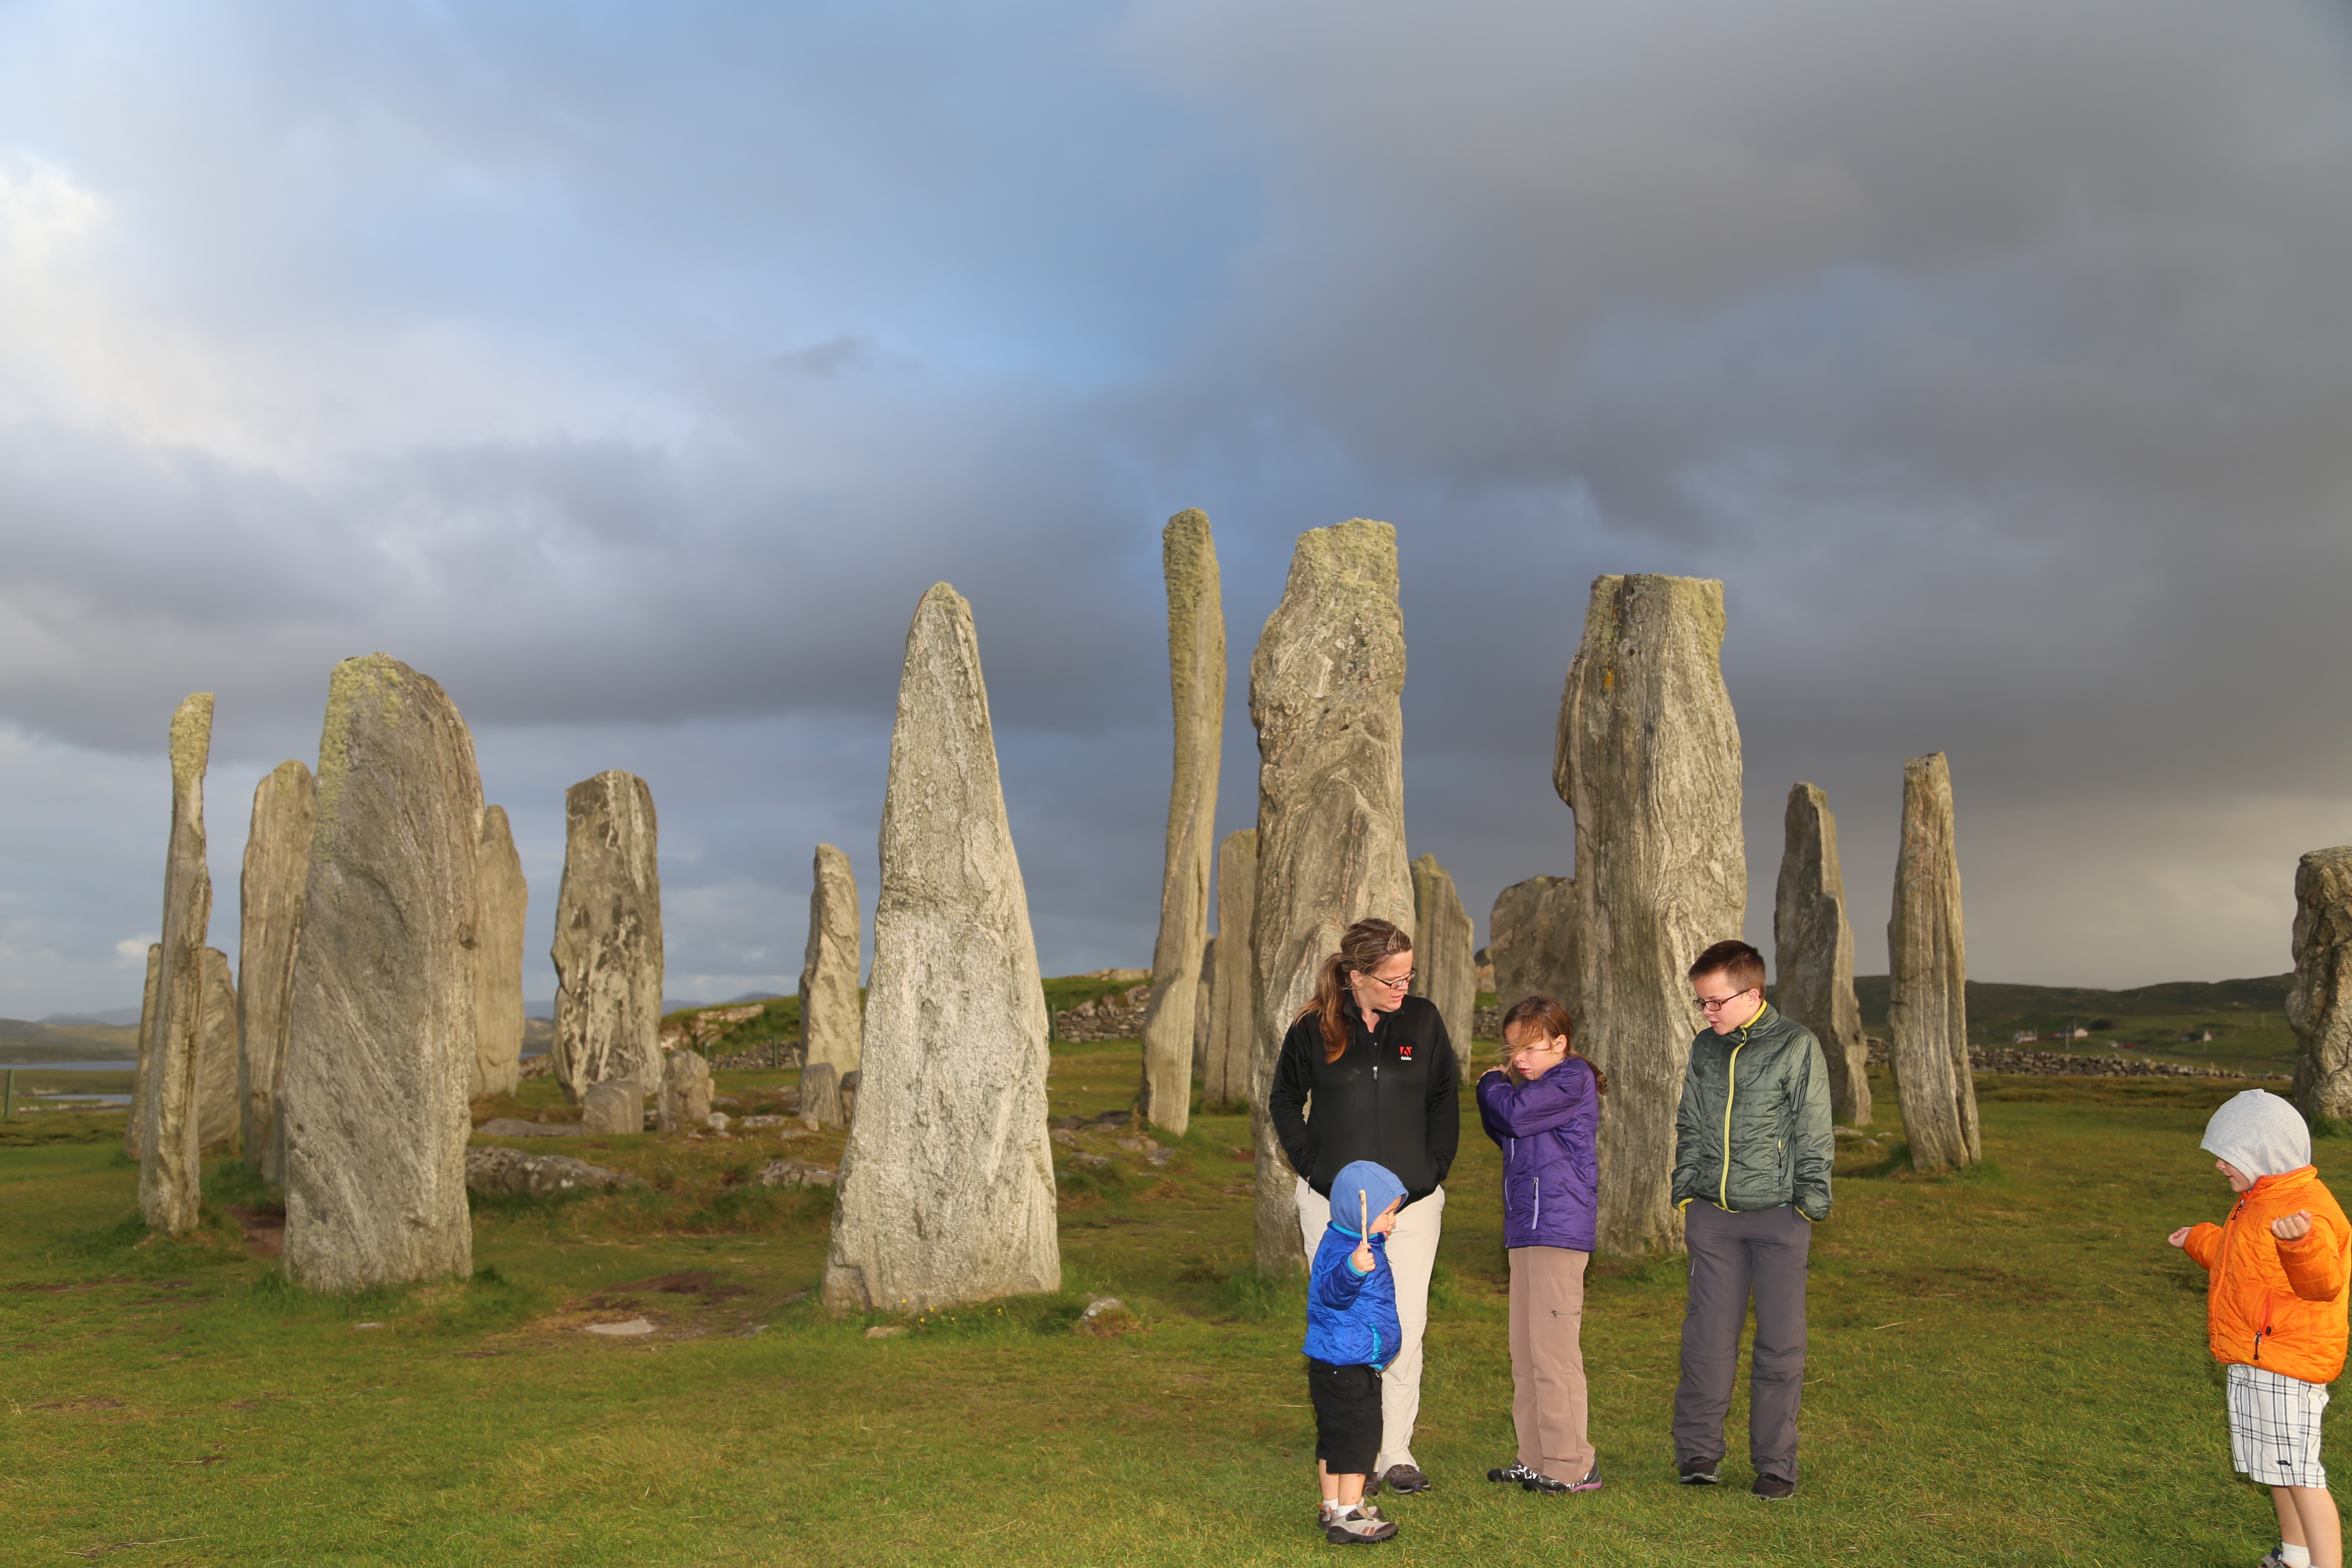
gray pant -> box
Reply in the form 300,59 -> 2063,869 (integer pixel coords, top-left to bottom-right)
1672,1200 -> 1810,1482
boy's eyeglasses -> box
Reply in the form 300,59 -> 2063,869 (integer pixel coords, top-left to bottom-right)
1692,988 -> 1756,1012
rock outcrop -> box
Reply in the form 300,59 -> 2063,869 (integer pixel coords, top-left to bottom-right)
1488,875 -> 1577,1026
658,1050 -> 712,1133
280,655 -> 483,1291
1773,783 -> 1871,1127
1555,575 -> 1745,1255
2292,847 -> 2352,1124
797,843 -> 862,1123
196,946 -> 239,1149
237,760 -> 313,1179
1140,508 -> 1225,1136
824,584 -> 1060,1313
581,1079 -> 643,1136
464,1146 -> 646,1197
1409,853 -> 1477,1077
1886,752 -> 1979,1172
1206,833 -> 1257,1111
138,693 -> 216,1235
551,771 -> 664,1105
1247,521 -> 1414,1273
472,805 -> 528,1100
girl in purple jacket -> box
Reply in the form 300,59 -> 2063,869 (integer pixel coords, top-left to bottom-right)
1476,995 -> 1606,1495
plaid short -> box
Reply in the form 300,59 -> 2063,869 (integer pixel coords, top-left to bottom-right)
2227,1363 -> 2330,1489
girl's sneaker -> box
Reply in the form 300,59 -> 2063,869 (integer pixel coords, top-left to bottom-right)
1524,1464 -> 1603,1495
1486,1463 -> 1540,1484
1323,1507 -> 1398,1545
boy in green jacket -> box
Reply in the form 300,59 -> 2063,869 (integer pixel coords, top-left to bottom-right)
1669,939 -> 1834,1500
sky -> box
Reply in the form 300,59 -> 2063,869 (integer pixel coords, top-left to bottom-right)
3,0 -> 2351,1017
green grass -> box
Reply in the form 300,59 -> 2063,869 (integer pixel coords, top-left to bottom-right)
0,1048 -> 2328,1565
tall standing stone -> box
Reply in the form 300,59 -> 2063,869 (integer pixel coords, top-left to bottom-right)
472,805 -> 527,1100
1248,521 -> 1413,1274
1489,876 -> 1578,1020
238,760 -> 314,1178
1192,936 -> 1216,1078
1409,853 -> 1476,1076
823,584 -> 1061,1312
2291,848 -> 2352,1124
1204,829 -> 1257,1109
1140,509 -> 1226,1136
280,654 -> 483,1291
1886,752 -> 1978,1172
1774,783 -> 1871,1128
139,693 -> 215,1235
798,843 -> 862,1122
196,947 -> 239,1148
124,943 -> 161,1160
550,771 -> 664,1106
1555,575 -> 1745,1256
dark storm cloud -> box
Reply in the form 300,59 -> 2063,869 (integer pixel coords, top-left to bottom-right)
2,0 -> 2349,1011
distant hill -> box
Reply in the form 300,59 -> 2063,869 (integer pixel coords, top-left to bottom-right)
1848,974 -> 2294,1029
0,1016 -> 139,1063
40,1007 -> 142,1028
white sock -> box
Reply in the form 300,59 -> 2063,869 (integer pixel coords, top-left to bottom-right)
2279,1544 -> 2311,1568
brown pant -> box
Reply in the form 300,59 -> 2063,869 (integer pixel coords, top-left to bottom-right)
1508,1246 -> 1594,1482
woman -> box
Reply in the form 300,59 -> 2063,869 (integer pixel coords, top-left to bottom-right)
1267,916 -> 1460,1496
1477,994 -> 1605,1496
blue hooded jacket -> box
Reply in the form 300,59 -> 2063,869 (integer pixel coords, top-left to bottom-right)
1302,1160 -> 1406,1369
1477,1057 -> 1600,1252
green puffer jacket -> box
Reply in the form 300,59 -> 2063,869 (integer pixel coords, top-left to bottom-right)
1670,1003 -> 1834,1221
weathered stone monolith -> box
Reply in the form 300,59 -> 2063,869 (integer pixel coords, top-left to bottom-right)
1775,783 -> 1871,1128
469,805 -> 527,1101
1555,575 -> 1745,1256
1204,829 -> 1257,1109
1489,876 -> 1578,1024
196,946 -> 239,1148
800,1061 -> 841,1128
138,693 -> 215,1235
125,943 -> 161,1160
658,1050 -> 711,1133
582,1078 -> 643,1136
797,843 -> 862,1124
2291,848 -> 2352,1125
238,760 -> 313,1178
1248,521 -> 1413,1275
823,584 -> 1061,1313
1886,752 -> 1978,1172
551,771 -> 664,1106
1409,854 -> 1476,1078
280,655 -> 483,1291
1140,509 -> 1225,1136
1192,936 -> 1216,1078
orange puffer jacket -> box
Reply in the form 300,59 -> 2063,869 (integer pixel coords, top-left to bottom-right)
2182,1165 -> 2352,1384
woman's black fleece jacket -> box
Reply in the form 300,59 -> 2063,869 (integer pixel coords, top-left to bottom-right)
1267,993 -> 1460,1206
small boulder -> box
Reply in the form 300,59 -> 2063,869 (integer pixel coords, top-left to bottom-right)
464,1146 -> 648,1198
473,1118 -> 577,1139
758,1158 -> 839,1189
581,1079 -> 642,1136
1075,1296 -> 1139,1338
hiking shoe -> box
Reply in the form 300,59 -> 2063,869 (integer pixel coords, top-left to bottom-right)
1752,1474 -> 1796,1501
2258,1551 -> 2292,1568
1324,1507 -> 1398,1545
1486,1463 -> 1540,1485
1377,1464 -> 1430,1495
1678,1461 -> 1721,1485
1524,1463 -> 1602,1495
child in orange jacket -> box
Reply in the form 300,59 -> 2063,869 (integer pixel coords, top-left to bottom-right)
2171,1090 -> 2352,1568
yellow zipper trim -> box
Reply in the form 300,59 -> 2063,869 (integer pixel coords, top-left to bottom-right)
1718,1031 -> 1746,1209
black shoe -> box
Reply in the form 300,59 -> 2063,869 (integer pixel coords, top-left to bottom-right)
1678,1461 -> 1721,1485
1377,1464 -> 1430,1495
1486,1463 -> 1540,1485
1524,1463 -> 1602,1496
1752,1474 -> 1796,1501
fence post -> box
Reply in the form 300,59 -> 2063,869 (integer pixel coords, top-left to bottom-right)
3,1067 -> 14,1121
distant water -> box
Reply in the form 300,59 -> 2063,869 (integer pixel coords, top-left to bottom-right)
6,1061 -> 135,1072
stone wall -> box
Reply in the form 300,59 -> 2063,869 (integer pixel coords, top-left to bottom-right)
1864,1036 -> 2258,1081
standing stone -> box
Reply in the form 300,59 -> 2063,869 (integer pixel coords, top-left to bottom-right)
658,1049 -> 712,1133
551,772 -> 664,1106
471,805 -> 527,1101
1140,509 -> 1226,1136
1489,876 -> 1578,1020
1248,521 -> 1413,1275
1409,853 -> 1476,1077
2291,848 -> 2352,1124
1555,575 -> 1745,1256
196,947 -> 239,1148
139,693 -> 215,1235
824,584 -> 1061,1313
582,1078 -> 643,1136
1204,829 -> 1257,1109
800,1061 -> 842,1128
1774,783 -> 1871,1128
797,843 -> 862,1123
1886,753 -> 1978,1172
238,760 -> 314,1179
1192,936 -> 1216,1078
280,655 -> 483,1291
124,943 -> 161,1160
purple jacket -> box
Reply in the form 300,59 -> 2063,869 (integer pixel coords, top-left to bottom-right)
1476,1059 -> 1601,1252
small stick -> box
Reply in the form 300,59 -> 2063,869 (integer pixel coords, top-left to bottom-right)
1360,1188 -> 1368,1238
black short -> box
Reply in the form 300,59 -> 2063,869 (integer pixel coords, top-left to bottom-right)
1307,1358 -> 1381,1476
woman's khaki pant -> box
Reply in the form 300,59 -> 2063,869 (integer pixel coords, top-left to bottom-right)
1509,1245 -> 1595,1482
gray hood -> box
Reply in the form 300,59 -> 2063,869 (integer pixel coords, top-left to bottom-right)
2201,1089 -> 2312,1180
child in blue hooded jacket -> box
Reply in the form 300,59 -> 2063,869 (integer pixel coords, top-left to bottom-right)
1305,1159 -> 1406,1545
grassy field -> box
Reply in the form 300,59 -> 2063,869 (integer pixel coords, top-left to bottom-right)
0,1044 -> 2330,1566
